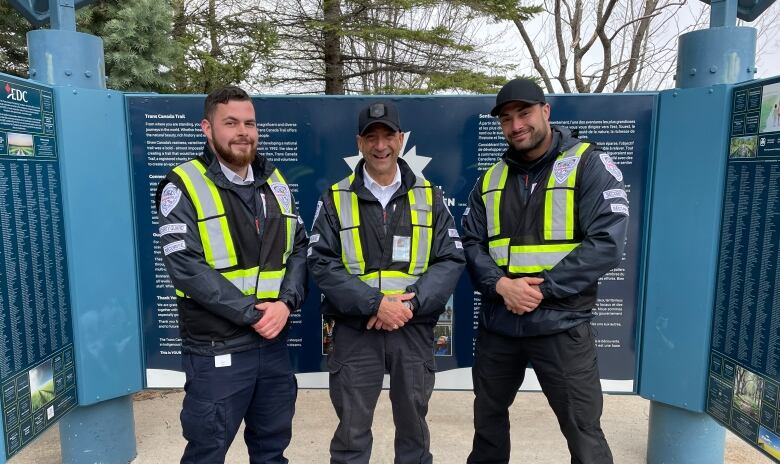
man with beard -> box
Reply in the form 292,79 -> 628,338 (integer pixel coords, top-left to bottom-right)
462,79 -> 628,464
308,101 -> 465,463
156,86 -> 308,463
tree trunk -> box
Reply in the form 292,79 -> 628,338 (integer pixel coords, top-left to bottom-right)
323,0 -> 345,95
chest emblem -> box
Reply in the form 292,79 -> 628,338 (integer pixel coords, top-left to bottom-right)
552,157 -> 580,184
270,182 -> 292,214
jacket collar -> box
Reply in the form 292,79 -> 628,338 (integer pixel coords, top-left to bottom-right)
349,157 -> 417,202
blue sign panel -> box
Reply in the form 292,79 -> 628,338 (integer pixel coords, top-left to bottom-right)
0,75 -> 77,460
708,76 -> 780,462
127,94 -> 654,392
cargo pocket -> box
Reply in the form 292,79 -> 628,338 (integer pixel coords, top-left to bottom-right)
180,395 -> 223,446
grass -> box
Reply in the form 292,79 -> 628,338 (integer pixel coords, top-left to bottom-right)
30,379 -> 54,411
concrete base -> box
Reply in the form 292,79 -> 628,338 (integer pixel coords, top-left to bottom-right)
59,395 -> 137,464
647,400 -> 726,464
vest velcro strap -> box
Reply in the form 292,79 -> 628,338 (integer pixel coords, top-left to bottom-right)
507,243 -> 580,274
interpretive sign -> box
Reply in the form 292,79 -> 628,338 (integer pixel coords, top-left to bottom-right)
0,74 -> 77,460
707,76 -> 780,462
127,94 -> 654,392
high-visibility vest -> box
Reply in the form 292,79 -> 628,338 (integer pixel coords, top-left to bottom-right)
331,174 -> 433,294
171,159 -> 296,299
482,142 -> 591,274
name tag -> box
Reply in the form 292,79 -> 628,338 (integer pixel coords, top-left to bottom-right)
214,354 -> 232,368
392,236 -> 411,262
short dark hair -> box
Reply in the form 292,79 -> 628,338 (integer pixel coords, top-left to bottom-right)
203,85 -> 251,120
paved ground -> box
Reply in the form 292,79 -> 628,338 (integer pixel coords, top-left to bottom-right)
13,390 -> 772,463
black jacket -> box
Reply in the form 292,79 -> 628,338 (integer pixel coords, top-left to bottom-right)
308,158 -> 466,329
156,145 -> 308,355
462,126 -> 628,337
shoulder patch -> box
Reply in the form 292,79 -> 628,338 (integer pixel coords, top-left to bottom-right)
600,153 -> 623,182
610,203 -> 629,215
603,189 -> 627,201
552,157 -> 580,184
160,183 -> 182,217
163,240 -> 186,256
159,223 -> 187,236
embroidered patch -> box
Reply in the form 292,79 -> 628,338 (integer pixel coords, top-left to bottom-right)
309,234 -> 320,244
600,153 -> 623,182
163,240 -> 186,255
160,183 -> 181,217
610,204 -> 629,215
454,240 -> 463,249
448,228 -> 459,238
159,223 -> 187,236
603,189 -> 628,201
313,200 -> 323,224
270,182 -> 292,214
552,157 -> 580,184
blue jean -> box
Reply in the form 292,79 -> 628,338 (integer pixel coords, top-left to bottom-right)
180,340 -> 297,464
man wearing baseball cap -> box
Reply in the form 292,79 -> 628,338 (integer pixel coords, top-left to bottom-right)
462,78 -> 629,463
308,101 -> 465,463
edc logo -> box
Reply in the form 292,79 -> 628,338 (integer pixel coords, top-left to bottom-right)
4,83 -> 28,103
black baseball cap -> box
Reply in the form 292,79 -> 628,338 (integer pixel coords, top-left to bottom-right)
358,102 -> 401,135
490,78 -> 546,116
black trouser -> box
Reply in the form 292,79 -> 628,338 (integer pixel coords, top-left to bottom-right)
468,323 -> 613,464
328,322 -> 436,464
180,341 -> 297,464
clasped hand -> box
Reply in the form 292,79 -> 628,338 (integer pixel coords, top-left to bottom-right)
367,292 -> 415,331
252,301 -> 290,339
496,276 -> 544,314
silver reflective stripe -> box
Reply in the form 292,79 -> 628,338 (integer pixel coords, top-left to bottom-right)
548,188 -> 569,240
408,176 -> 433,275
483,161 -> 508,238
223,270 -> 258,296
483,161 -> 508,192
546,142 -> 587,241
174,161 -> 221,218
339,229 -> 364,274
175,161 -> 236,269
360,274 -> 379,288
381,274 -> 418,293
507,244 -> 579,273
257,269 -> 286,298
203,217 -> 234,269
488,239 -> 509,266
409,226 -> 430,275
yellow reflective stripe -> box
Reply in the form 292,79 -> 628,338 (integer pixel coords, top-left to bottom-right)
410,225 -> 421,275
221,266 -> 260,296
175,289 -> 185,297
173,165 -> 206,219
352,228 -> 365,274
507,243 -> 579,273
197,220 -> 215,267
283,216 -> 294,264
220,216 -> 237,266
350,189 -> 360,229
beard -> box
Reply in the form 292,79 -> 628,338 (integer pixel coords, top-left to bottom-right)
507,124 -> 549,155
212,136 -> 256,167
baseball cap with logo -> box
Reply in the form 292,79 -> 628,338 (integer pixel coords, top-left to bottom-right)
358,102 -> 401,135
490,78 -> 546,117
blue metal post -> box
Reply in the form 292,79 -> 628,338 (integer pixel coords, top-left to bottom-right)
644,0 -> 758,462
26,2 -> 138,463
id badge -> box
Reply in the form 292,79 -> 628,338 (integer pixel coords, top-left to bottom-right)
392,236 -> 411,262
